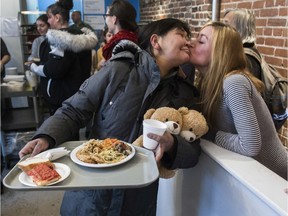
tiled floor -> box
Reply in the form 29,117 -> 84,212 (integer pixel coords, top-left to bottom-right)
1,187 -> 64,216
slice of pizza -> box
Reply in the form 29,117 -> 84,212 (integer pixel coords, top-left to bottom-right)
18,158 -> 61,186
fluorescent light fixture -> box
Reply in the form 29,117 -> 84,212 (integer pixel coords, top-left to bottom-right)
20,11 -> 46,15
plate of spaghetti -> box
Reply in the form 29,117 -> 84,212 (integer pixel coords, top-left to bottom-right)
70,138 -> 136,168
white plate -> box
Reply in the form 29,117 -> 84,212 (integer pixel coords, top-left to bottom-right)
3,75 -> 25,82
70,142 -> 136,168
19,163 -> 71,187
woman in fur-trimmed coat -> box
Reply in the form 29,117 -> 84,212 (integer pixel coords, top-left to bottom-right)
29,0 -> 98,115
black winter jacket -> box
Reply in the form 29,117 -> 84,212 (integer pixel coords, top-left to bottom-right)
39,27 -> 97,112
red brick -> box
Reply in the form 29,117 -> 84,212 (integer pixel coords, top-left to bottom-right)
256,18 -> 267,27
275,0 -> 286,6
263,28 -> 273,36
273,28 -> 284,37
260,8 -> 278,17
238,2 -> 253,9
256,37 -> 265,45
265,38 -> 285,46
253,1 -> 265,8
267,18 -> 287,26
279,8 -> 288,16
265,1 -> 275,7
257,46 -> 275,55
264,56 -> 283,66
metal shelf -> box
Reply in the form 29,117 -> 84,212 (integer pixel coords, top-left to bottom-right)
1,108 -> 39,130
1,85 -> 42,131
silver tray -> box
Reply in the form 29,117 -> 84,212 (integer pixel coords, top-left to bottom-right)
3,141 -> 159,191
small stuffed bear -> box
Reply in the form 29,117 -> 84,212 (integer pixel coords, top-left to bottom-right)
133,106 -> 208,179
178,107 -> 209,142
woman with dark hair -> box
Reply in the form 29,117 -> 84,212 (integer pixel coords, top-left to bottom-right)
27,14 -> 50,63
20,15 -> 201,215
102,0 -> 138,61
29,0 -> 98,115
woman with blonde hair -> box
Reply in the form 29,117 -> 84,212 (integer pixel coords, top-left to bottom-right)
190,21 -> 287,179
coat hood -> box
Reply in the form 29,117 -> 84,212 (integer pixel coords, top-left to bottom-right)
112,39 -> 141,57
46,28 -> 98,53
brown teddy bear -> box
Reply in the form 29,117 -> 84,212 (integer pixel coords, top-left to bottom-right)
178,107 -> 209,142
133,106 -> 208,179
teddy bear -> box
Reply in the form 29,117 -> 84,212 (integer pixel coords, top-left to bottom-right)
178,107 -> 209,143
133,106 -> 208,179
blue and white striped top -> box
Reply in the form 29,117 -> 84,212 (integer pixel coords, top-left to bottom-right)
214,74 -> 287,179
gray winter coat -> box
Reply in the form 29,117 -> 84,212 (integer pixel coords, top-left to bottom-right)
33,40 -> 201,216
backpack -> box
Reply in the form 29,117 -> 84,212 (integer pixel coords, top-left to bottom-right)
244,48 -> 288,130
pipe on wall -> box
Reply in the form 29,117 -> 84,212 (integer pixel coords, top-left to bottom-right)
212,0 -> 220,21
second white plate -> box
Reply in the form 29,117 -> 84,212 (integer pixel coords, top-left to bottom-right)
19,163 -> 71,187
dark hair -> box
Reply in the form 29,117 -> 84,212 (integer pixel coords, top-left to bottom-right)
36,14 -> 50,27
72,10 -> 81,16
47,0 -> 73,23
108,0 -> 138,32
139,18 -> 191,51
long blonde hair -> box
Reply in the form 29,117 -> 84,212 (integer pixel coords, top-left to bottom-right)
199,21 -> 264,126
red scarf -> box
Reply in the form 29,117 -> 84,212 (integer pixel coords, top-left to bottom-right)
102,30 -> 138,60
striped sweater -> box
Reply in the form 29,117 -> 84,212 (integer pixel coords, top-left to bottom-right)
214,74 -> 287,180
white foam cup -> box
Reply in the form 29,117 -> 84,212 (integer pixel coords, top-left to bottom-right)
143,119 -> 167,150
25,70 -> 38,87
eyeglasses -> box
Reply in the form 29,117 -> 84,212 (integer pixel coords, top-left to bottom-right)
103,14 -> 113,19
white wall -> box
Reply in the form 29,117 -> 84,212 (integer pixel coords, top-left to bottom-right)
157,139 -> 288,216
1,0 -> 24,73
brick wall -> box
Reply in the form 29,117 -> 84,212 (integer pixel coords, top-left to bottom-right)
139,0 -> 288,146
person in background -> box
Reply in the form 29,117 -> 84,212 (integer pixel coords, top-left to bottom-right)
223,8 -> 287,131
0,38 -> 11,193
70,10 -> 94,31
70,10 -> 97,74
189,21 -> 287,180
96,26 -> 113,71
19,9 -> 201,216
27,14 -> 50,63
223,8 -> 261,80
0,37 -> 11,81
29,0 -> 97,115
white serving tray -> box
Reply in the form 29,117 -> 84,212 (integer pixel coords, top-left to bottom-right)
3,141 -> 159,191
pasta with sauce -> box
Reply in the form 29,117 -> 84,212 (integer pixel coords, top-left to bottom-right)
76,138 -> 133,164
